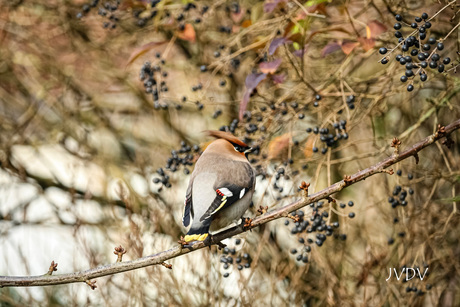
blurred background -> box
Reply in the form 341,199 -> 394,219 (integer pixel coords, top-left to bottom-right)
0,0 -> 459,306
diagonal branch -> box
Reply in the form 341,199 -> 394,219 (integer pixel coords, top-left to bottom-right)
1,118 -> 459,288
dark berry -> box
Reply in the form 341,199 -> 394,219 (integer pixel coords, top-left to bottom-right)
348,212 -> 355,218
443,57 -> 451,65
405,70 -> 414,77
428,37 -> 436,44
420,74 -> 427,81
432,54 -> 440,61
415,16 -> 422,22
407,84 -> 414,91
429,61 -> 437,68
395,14 -> 402,21
421,13 -> 428,19
437,42 -> 444,50
438,64 -> 445,73
394,31 -> 402,38
410,23 -> 417,28
424,21 -> 431,28
422,44 -> 430,51
420,61 -> 428,68
394,23 -> 402,30
381,58 -> 388,64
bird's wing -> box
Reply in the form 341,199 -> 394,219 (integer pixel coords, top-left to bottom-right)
182,181 -> 193,227
199,184 -> 251,222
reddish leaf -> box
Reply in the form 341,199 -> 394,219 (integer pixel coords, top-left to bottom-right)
268,37 -> 291,55
367,20 -> 387,38
126,41 -> 168,65
177,24 -> 196,42
264,0 -> 287,13
239,73 -> 267,120
272,73 -> 286,84
321,42 -> 341,57
341,41 -> 359,55
231,7 -> 245,23
357,37 -> 375,51
259,59 -> 282,74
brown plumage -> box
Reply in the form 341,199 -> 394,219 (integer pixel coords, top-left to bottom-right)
182,132 -> 255,242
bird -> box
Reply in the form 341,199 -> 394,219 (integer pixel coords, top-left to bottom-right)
182,130 -> 255,243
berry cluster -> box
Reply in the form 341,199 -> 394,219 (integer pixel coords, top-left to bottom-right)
219,238 -> 252,277
283,200 -> 353,263
387,171 -> 414,244
306,120 -> 348,154
152,141 -> 201,190
140,58 -> 169,109
379,13 -> 452,91
76,0 -> 121,29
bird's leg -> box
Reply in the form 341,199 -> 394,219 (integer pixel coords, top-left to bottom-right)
205,234 -> 227,248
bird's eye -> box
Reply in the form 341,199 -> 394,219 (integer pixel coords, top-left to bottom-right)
234,145 -> 242,152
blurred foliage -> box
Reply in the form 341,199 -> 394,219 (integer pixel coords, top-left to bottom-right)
0,0 -> 459,306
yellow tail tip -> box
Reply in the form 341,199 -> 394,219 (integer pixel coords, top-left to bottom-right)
184,233 -> 208,242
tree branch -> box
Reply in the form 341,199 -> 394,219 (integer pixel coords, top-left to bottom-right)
1,118 -> 459,288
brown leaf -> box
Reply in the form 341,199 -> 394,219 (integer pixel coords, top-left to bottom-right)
303,136 -> 315,158
341,41 -> 359,55
367,20 -> 387,38
259,58 -> 282,74
357,37 -> 375,51
241,20 -> 252,28
126,41 -> 168,66
268,133 -> 291,160
177,24 -> 196,42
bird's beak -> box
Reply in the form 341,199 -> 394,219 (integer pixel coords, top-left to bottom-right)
244,147 -> 254,154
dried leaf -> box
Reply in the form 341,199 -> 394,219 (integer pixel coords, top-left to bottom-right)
239,73 -> 267,120
303,136 -> 315,158
357,37 -> 375,51
177,24 -> 196,42
321,42 -> 341,57
259,58 -> 282,74
367,20 -> 387,38
268,133 -> 291,160
341,41 -> 359,55
126,41 -> 168,66
231,8 -> 245,23
241,20 -> 252,28
264,0 -> 287,13
268,37 -> 291,55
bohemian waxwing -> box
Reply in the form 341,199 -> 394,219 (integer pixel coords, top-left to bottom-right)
182,130 -> 255,243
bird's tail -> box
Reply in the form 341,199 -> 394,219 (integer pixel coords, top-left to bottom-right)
184,222 -> 211,242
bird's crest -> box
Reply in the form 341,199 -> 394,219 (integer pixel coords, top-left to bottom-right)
204,130 -> 248,147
